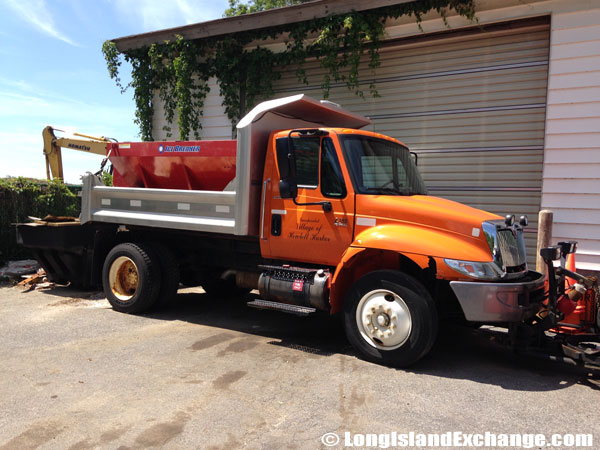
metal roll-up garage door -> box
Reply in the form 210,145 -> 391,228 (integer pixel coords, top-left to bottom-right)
271,17 -> 550,266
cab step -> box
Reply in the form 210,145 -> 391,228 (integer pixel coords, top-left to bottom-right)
247,299 -> 316,316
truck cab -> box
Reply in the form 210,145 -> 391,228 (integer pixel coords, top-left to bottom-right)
253,124 -> 546,366
261,127 -> 499,268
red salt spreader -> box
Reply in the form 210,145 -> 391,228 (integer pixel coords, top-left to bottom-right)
107,140 -> 237,191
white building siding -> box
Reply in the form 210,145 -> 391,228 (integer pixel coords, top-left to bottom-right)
152,76 -> 232,141
541,7 -> 600,271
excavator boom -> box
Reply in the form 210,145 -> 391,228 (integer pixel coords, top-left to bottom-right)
43,126 -> 112,180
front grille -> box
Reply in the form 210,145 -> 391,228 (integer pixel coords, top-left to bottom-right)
497,228 -> 527,268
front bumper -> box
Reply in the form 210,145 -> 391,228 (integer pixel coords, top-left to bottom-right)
449,271 -> 546,322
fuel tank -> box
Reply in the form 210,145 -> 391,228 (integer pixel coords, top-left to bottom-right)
107,140 -> 236,190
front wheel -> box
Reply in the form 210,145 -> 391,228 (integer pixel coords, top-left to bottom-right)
344,270 -> 438,367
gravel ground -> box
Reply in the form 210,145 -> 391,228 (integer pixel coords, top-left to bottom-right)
0,284 -> 598,450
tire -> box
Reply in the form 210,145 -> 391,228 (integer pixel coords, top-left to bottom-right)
344,270 -> 438,368
102,242 -> 161,313
151,243 -> 180,307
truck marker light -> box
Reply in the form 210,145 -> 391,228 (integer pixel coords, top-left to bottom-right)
472,227 -> 480,237
357,217 -> 376,227
271,209 -> 287,215
101,198 -> 111,206
505,214 -> 515,226
216,205 -> 230,213
130,200 -> 141,207
177,203 -> 190,211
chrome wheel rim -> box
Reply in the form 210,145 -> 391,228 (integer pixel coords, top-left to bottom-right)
109,256 -> 139,301
356,289 -> 412,350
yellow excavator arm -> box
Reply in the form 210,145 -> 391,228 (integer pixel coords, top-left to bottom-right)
43,126 -> 113,180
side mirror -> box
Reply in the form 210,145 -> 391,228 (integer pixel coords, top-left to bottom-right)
279,179 -> 298,199
276,135 -> 299,199
410,151 -> 418,166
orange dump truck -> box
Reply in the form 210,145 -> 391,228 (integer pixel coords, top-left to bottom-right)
18,95 -> 600,369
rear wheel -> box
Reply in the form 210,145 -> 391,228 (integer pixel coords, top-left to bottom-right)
344,270 -> 438,367
102,243 -> 161,313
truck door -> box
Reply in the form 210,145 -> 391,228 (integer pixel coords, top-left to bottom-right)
261,132 -> 355,267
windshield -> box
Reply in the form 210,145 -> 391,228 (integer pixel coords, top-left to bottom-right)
340,135 -> 428,195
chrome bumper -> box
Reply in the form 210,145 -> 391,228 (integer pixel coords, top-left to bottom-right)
449,271 -> 546,322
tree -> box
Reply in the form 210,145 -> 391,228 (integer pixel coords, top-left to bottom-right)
224,0 -> 311,17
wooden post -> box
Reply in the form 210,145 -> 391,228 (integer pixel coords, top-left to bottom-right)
536,210 -> 553,274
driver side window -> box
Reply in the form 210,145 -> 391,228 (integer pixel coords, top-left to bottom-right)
275,135 -> 346,197
321,138 -> 346,198
275,136 -> 320,189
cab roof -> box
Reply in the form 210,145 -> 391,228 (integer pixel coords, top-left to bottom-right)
273,128 -> 407,148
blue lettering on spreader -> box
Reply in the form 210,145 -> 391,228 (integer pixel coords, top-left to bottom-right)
160,145 -> 200,153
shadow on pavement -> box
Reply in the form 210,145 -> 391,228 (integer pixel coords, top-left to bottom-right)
41,285 -> 598,392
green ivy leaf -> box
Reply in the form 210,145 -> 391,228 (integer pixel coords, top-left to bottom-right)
104,0 -> 475,139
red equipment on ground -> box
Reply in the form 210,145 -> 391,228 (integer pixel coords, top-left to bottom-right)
555,251 -> 599,335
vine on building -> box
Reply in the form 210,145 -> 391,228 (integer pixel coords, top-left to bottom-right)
103,1 -> 475,140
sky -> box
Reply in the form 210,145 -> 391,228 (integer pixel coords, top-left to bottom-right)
0,0 -> 230,183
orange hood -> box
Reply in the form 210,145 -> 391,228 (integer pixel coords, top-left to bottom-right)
355,194 -> 501,239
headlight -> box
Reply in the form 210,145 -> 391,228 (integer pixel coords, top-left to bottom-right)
444,259 -> 504,281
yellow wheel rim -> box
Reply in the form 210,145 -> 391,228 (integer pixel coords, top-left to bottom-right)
109,256 -> 139,301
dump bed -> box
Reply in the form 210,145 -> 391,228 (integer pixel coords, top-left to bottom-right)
80,174 -> 236,234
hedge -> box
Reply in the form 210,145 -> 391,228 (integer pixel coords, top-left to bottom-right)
0,178 -> 81,261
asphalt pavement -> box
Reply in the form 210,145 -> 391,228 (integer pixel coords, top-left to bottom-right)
0,285 -> 598,449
